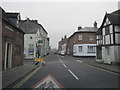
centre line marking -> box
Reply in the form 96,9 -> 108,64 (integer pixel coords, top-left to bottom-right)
68,69 -> 79,80
63,64 -> 67,68
58,57 -> 79,80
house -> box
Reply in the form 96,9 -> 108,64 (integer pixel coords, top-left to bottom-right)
67,21 -> 98,56
58,35 -> 68,55
19,18 -> 49,59
96,9 -> 120,64
1,7 -> 25,71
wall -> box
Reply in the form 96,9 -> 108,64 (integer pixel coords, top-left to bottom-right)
68,32 -> 96,55
73,44 -> 96,56
24,34 -> 37,59
2,19 -> 24,70
102,46 -> 120,64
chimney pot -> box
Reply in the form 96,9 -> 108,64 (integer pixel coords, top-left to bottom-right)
78,26 -> 82,31
94,21 -> 97,28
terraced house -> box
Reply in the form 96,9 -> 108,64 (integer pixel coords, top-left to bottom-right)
1,7 -> 25,71
19,18 -> 49,59
67,21 -> 98,57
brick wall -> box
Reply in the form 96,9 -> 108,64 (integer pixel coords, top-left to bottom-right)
2,19 -> 24,70
67,32 -> 96,55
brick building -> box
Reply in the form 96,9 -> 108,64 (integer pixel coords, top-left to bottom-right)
1,7 -> 25,71
67,22 -> 98,56
58,35 -> 68,55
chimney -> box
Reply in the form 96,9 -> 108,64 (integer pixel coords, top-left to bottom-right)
78,26 -> 82,31
94,21 -> 97,28
64,35 -> 67,39
61,37 -> 63,40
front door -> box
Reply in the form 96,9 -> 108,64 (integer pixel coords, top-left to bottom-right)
4,42 -> 12,70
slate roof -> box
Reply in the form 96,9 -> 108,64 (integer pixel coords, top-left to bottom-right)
69,27 -> 98,39
76,27 -> 98,32
19,19 -> 48,34
5,12 -> 20,18
1,7 -> 25,34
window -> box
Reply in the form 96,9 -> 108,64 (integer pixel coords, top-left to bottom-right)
105,26 -> 110,35
78,46 -> 82,52
89,35 -> 94,42
88,46 -> 95,53
78,35 -> 82,41
15,45 -> 21,56
29,44 -> 34,48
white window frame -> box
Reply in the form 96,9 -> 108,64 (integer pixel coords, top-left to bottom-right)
88,46 -> 95,53
78,35 -> 82,41
89,35 -> 94,42
78,46 -> 82,52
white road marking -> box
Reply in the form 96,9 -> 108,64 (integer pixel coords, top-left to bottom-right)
58,57 -> 79,80
63,64 -> 67,68
76,60 -> 83,63
68,69 -> 79,80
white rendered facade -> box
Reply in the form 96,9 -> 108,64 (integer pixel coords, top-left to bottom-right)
73,44 -> 96,56
24,34 -> 37,59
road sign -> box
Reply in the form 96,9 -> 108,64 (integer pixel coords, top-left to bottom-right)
34,58 -> 44,62
31,74 -> 65,90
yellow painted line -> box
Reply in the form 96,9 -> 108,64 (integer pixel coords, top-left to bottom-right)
12,66 -> 41,89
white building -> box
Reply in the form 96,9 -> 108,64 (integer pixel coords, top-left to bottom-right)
73,44 -> 96,56
96,9 -> 120,64
19,18 -> 49,59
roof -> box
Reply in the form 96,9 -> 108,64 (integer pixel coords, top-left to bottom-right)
76,27 -> 98,32
97,9 -> 120,35
19,19 -> 48,34
1,7 -> 25,34
5,12 -> 20,18
69,27 -> 98,39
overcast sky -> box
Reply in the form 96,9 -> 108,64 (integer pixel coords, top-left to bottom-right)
1,1 -> 119,49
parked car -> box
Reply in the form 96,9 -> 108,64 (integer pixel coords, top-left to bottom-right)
60,51 -> 65,56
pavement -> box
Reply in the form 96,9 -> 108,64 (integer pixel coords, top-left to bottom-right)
2,55 -> 49,89
2,54 -> 119,89
74,56 -> 120,74
2,60 -> 37,88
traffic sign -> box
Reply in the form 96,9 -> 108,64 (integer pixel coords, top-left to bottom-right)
34,58 -> 44,62
31,74 -> 65,90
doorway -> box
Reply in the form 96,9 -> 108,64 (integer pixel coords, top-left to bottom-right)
4,42 -> 12,70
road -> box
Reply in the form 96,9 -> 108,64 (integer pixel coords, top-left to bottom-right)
9,53 -> 118,89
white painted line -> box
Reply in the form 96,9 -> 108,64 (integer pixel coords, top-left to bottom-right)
68,69 -> 79,80
76,60 -> 83,63
63,64 -> 67,68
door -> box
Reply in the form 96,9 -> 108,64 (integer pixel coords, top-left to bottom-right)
4,42 -> 12,70
97,46 -> 102,59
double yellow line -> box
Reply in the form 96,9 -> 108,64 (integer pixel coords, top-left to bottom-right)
12,66 -> 41,89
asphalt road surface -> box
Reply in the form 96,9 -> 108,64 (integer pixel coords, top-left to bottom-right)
9,53 -> 119,89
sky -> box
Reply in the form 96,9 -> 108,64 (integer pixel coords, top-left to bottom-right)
1,0 -> 119,49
